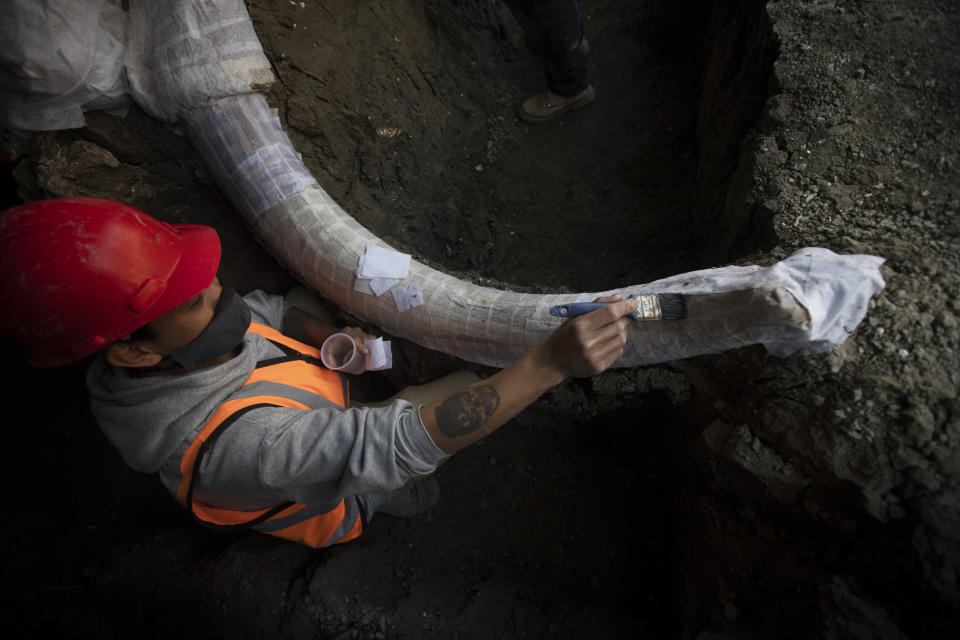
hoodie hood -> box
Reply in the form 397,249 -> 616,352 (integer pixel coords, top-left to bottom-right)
85,289 -> 288,473
86,345 -> 257,473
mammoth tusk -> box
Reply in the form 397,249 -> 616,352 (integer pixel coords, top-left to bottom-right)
124,0 -> 884,369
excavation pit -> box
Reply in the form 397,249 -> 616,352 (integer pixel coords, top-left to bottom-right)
6,0 -> 780,638
263,0 -> 777,294
8,0 -> 958,639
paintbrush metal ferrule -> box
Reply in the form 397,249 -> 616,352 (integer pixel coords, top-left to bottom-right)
633,294 -> 663,320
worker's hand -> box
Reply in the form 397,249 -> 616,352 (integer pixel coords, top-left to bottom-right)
421,295 -> 635,456
341,326 -> 377,356
536,295 -> 635,379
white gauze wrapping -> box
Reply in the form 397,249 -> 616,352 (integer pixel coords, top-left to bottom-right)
123,0 -> 273,124
129,0 -> 885,368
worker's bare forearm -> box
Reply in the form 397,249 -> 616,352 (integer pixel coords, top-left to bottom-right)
421,343 -> 565,454
420,296 -> 636,455
282,306 -> 338,347
283,306 -> 374,355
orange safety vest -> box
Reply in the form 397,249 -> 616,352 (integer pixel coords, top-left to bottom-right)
173,321 -> 363,548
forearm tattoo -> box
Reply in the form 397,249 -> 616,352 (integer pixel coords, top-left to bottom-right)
435,385 -> 501,438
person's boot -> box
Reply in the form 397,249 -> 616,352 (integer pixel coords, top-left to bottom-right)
377,476 -> 440,517
518,84 -> 596,124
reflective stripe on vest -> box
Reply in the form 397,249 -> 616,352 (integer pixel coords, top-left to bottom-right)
174,321 -> 362,548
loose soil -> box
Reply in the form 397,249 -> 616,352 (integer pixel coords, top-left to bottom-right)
3,1 -> 959,639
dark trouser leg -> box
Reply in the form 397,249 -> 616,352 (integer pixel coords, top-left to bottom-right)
505,0 -> 589,96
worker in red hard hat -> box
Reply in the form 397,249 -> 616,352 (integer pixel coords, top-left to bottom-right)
0,197 -> 220,367
0,197 -> 635,548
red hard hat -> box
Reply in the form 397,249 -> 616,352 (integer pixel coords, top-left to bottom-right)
0,197 -> 221,367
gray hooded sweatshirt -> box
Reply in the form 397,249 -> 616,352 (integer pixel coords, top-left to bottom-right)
86,290 -> 447,521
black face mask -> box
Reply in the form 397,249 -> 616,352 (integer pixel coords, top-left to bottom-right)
169,282 -> 251,370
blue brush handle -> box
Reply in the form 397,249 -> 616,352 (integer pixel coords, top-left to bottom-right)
550,296 -> 644,321
549,302 -> 613,317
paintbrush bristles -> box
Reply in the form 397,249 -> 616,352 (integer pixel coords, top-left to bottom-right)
657,293 -> 687,320
632,294 -> 687,320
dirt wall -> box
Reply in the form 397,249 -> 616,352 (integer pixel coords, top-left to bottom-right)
694,0 -> 779,264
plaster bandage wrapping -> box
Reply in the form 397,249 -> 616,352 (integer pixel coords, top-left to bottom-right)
182,95 -> 317,222
124,0 -> 273,123
251,184 -> 884,368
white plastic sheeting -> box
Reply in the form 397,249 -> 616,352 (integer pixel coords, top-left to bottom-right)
1,0 -> 887,368
0,0 -> 130,131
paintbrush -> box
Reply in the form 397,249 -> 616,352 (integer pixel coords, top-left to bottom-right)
549,293 -> 687,321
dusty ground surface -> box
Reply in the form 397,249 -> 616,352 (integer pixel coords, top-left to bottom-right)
3,0 -> 960,639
